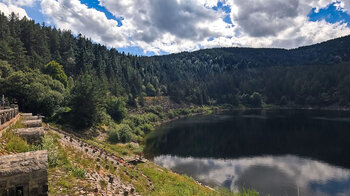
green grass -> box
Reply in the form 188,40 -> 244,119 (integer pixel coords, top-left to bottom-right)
2,130 -> 30,153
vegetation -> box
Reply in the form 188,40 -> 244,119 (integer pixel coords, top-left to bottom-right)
0,13 -> 350,130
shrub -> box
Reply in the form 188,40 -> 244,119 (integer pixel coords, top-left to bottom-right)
108,124 -> 133,143
107,97 -> 127,123
140,123 -> 154,134
119,124 -> 132,143
108,125 -> 120,143
168,110 -> 176,119
42,134 -> 60,167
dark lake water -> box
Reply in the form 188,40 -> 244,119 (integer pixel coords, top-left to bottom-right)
144,109 -> 350,196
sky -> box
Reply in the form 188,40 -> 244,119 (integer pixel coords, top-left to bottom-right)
1,0 -> 350,56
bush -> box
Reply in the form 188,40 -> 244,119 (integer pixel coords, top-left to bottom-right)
107,124 -> 120,143
140,123 -> 154,134
108,124 -> 133,143
119,124 -> 133,143
107,97 -> 127,123
42,134 -> 60,167
168,110 -> 176,119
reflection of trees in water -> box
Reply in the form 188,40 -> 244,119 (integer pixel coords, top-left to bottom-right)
145,110 -> 350,169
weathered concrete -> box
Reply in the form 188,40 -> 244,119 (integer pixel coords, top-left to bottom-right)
12,128 -> 45,144
22,115 -> 40,121
21,113 -> 33,117
0,150 -> 48,196
0,107 -> 19,129
22,120 -> 42,128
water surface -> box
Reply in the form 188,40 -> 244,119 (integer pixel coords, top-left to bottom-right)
144,109 -> 350,196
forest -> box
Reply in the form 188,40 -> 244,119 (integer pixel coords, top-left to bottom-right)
1,13 -> 350,137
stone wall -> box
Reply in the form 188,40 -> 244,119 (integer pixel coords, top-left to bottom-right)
0,150 -> 48,196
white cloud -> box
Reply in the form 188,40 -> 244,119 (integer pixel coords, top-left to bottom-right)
0,2 -> 28,18
335,1 -> 350,14
40,0 -> 129,48
7,0 -> 349,54
1,0 -> 36,7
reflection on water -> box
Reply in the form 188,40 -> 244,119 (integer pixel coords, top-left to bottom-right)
154,155 -> 350,196
144,109 -> 350,196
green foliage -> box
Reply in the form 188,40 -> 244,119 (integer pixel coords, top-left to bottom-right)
2,14 -> 350,130
119,124 -> 133,143
1,70 -> 65,116
3,131 -> 30,153
107,97 -> 127,123
140,123 -> 155,134
43,60 -> 69,88
42,133 -> 61,168
146,82 -> 157,96
69,74 -> 107,129
64,165 -> 86,179
0,60 -> 13,78
108,124 -> 132,143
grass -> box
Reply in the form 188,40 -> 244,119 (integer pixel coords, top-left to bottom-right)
1,118 -> 38,153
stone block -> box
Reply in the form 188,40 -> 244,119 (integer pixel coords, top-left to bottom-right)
22,116 -> 39,120
12,128 -> 44,144
21,113 -> 33,117
22,120 -> 42,128
0,151 -> 48,196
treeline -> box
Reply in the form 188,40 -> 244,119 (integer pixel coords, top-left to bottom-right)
1,13 -> 350,133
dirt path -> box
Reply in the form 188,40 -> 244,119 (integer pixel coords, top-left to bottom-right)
47,125 -> 147,196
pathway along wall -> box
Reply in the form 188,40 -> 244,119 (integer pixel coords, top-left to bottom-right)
0,150 -> 48,196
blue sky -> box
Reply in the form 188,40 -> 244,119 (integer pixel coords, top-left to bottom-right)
1,0 -> 350,56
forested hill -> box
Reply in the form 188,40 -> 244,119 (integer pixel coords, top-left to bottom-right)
147,34 -> 350,72
1,13 -> 350,129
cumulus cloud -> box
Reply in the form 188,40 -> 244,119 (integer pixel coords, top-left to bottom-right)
4,0 -> 350,54
1,0 -> 36,7
0,2 -> 28,18
99,0 -> 225,53
40,0 -> 129,48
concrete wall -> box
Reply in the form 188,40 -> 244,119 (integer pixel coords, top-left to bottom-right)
0,150 -> 48,196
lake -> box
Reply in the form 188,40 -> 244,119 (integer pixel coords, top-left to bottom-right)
144,109 -> 350,196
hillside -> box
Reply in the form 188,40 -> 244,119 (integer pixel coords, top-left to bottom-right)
0,13 -> 350,132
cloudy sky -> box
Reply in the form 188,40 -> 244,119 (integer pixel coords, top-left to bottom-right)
1,0 -> 350,55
